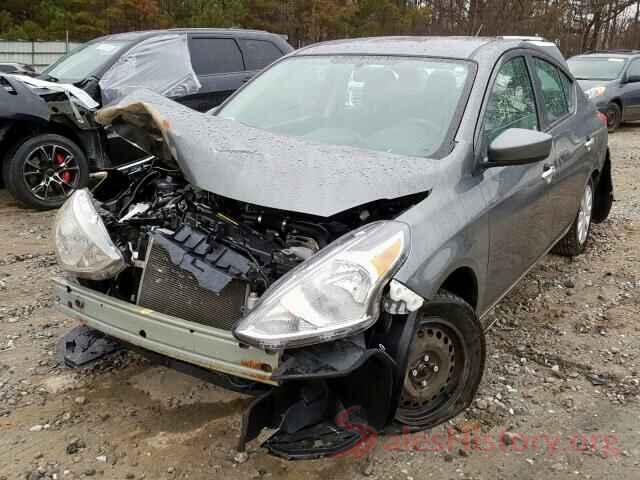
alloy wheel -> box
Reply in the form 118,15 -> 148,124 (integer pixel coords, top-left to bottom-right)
577,182 -> 593,246
607,106 -> 620,130
22,144 -> 80,202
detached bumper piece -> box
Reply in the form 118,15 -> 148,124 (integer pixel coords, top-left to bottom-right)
239,338 -> 397,459
56,325 -> 122,367
54,278 -> 400,460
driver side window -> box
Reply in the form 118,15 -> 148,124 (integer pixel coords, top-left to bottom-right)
483,57 -> 539,145
627,59 -> 640,79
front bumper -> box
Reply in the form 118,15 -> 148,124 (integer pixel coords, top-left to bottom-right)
53,276 -> 280,385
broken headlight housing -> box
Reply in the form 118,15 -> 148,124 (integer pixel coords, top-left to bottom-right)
233,221 -> 410,350
54,189 -> 125,280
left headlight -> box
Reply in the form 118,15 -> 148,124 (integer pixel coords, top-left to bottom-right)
585,86 -> 607,100
54,189 -> 125,280
233,221 -> 410,350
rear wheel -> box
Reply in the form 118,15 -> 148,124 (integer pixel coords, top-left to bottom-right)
395,291 -> 485,429
2,134 -> 88,209
606,102 -> 622,132
552,179 -> 593,257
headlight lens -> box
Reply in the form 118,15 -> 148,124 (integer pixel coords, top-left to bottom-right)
54,189 -> 125,280
585,86 -> 606,99
233,221 -> 410,350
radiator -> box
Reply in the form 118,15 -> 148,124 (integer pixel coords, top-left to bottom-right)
137,237 -> 248,331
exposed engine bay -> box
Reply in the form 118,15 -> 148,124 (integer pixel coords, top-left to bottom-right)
91,166 -> 425,311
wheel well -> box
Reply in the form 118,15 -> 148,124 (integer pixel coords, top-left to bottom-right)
0,119 -> 83,163
440,267 -> 478,309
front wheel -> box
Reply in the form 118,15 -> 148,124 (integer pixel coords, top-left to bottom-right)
552,179 -> 593,257
606,102 -> 622,133
2,134 -> 89,209
395,291 -> 485,429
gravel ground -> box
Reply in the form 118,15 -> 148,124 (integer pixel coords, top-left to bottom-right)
1,126 -> 640,479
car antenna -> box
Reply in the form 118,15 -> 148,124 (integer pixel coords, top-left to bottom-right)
475,25 -> 484,36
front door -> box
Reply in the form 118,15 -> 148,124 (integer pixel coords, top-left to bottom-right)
481,54 -> 555,308
620,59 -> 640,121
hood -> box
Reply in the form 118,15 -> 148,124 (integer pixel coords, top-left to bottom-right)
0,74 -> 49,121
96,90 -> 441,217
576,79 -> 617,91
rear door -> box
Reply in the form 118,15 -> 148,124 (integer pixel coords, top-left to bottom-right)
529,56 -> 593,239
181,35 -> 249,112
238,38 -> 286,77
482,53 -> 555,307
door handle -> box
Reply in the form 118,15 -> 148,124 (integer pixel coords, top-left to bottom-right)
585,137 -> 595,152
541,164 -> 556,184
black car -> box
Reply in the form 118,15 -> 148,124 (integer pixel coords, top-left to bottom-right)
568,49 -> 640,132
0,62 -> 37,76
0,28 -> 292,209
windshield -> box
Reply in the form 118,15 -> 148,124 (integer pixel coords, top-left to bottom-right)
568,57 -> 627,81
218,55 -> 471,158
43,40 -> 132,82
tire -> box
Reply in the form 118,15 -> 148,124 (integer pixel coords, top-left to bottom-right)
606,102 -> 622,133
394,291 -> 485,429
592,160 -> 613,224
2,134 -> 89,210
552,179 -> 594,257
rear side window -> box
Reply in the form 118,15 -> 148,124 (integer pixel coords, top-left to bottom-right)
559,71 -> 576,112
190,38 -> 244,75
483,56 -> 539,144
240,39 -> 283,70
533,58 -> 570,124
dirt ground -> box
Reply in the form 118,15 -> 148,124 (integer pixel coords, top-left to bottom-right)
1,127 -> 640,480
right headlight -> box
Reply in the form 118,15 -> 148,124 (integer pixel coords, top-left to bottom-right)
233,221 -> 410,350
54,189 -> 125,280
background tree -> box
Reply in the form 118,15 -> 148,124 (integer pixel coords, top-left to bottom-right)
2,0 -> 640,56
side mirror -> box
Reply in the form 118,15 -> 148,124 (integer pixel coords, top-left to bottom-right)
625,74 -> 640,83
484,128 -> 552,168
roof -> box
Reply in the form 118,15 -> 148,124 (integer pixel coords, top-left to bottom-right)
294,36 -> 562,61
94,28 -> 275,43
297,36 -> 495,59
571,52 -> 638,60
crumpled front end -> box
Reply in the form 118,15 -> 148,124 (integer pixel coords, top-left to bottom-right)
52,180 -> 423,457
52,93 -> 431,459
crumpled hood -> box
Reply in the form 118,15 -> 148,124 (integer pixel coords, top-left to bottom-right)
96,90 -> 441,217
6,74 -> 99,109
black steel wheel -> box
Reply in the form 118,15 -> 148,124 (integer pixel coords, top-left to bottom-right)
395,291 -> 485,429
3,134 -> 89,209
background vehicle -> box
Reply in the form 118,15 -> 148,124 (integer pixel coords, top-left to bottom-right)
0,62 -> 37,76
0,28 -> 293,209
568,49 -> 640,132
53,36 -> 613,459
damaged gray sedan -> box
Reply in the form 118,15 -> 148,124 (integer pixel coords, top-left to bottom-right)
52,36 -> 613,459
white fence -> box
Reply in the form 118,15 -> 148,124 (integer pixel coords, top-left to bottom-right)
0,41 -> 82,71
